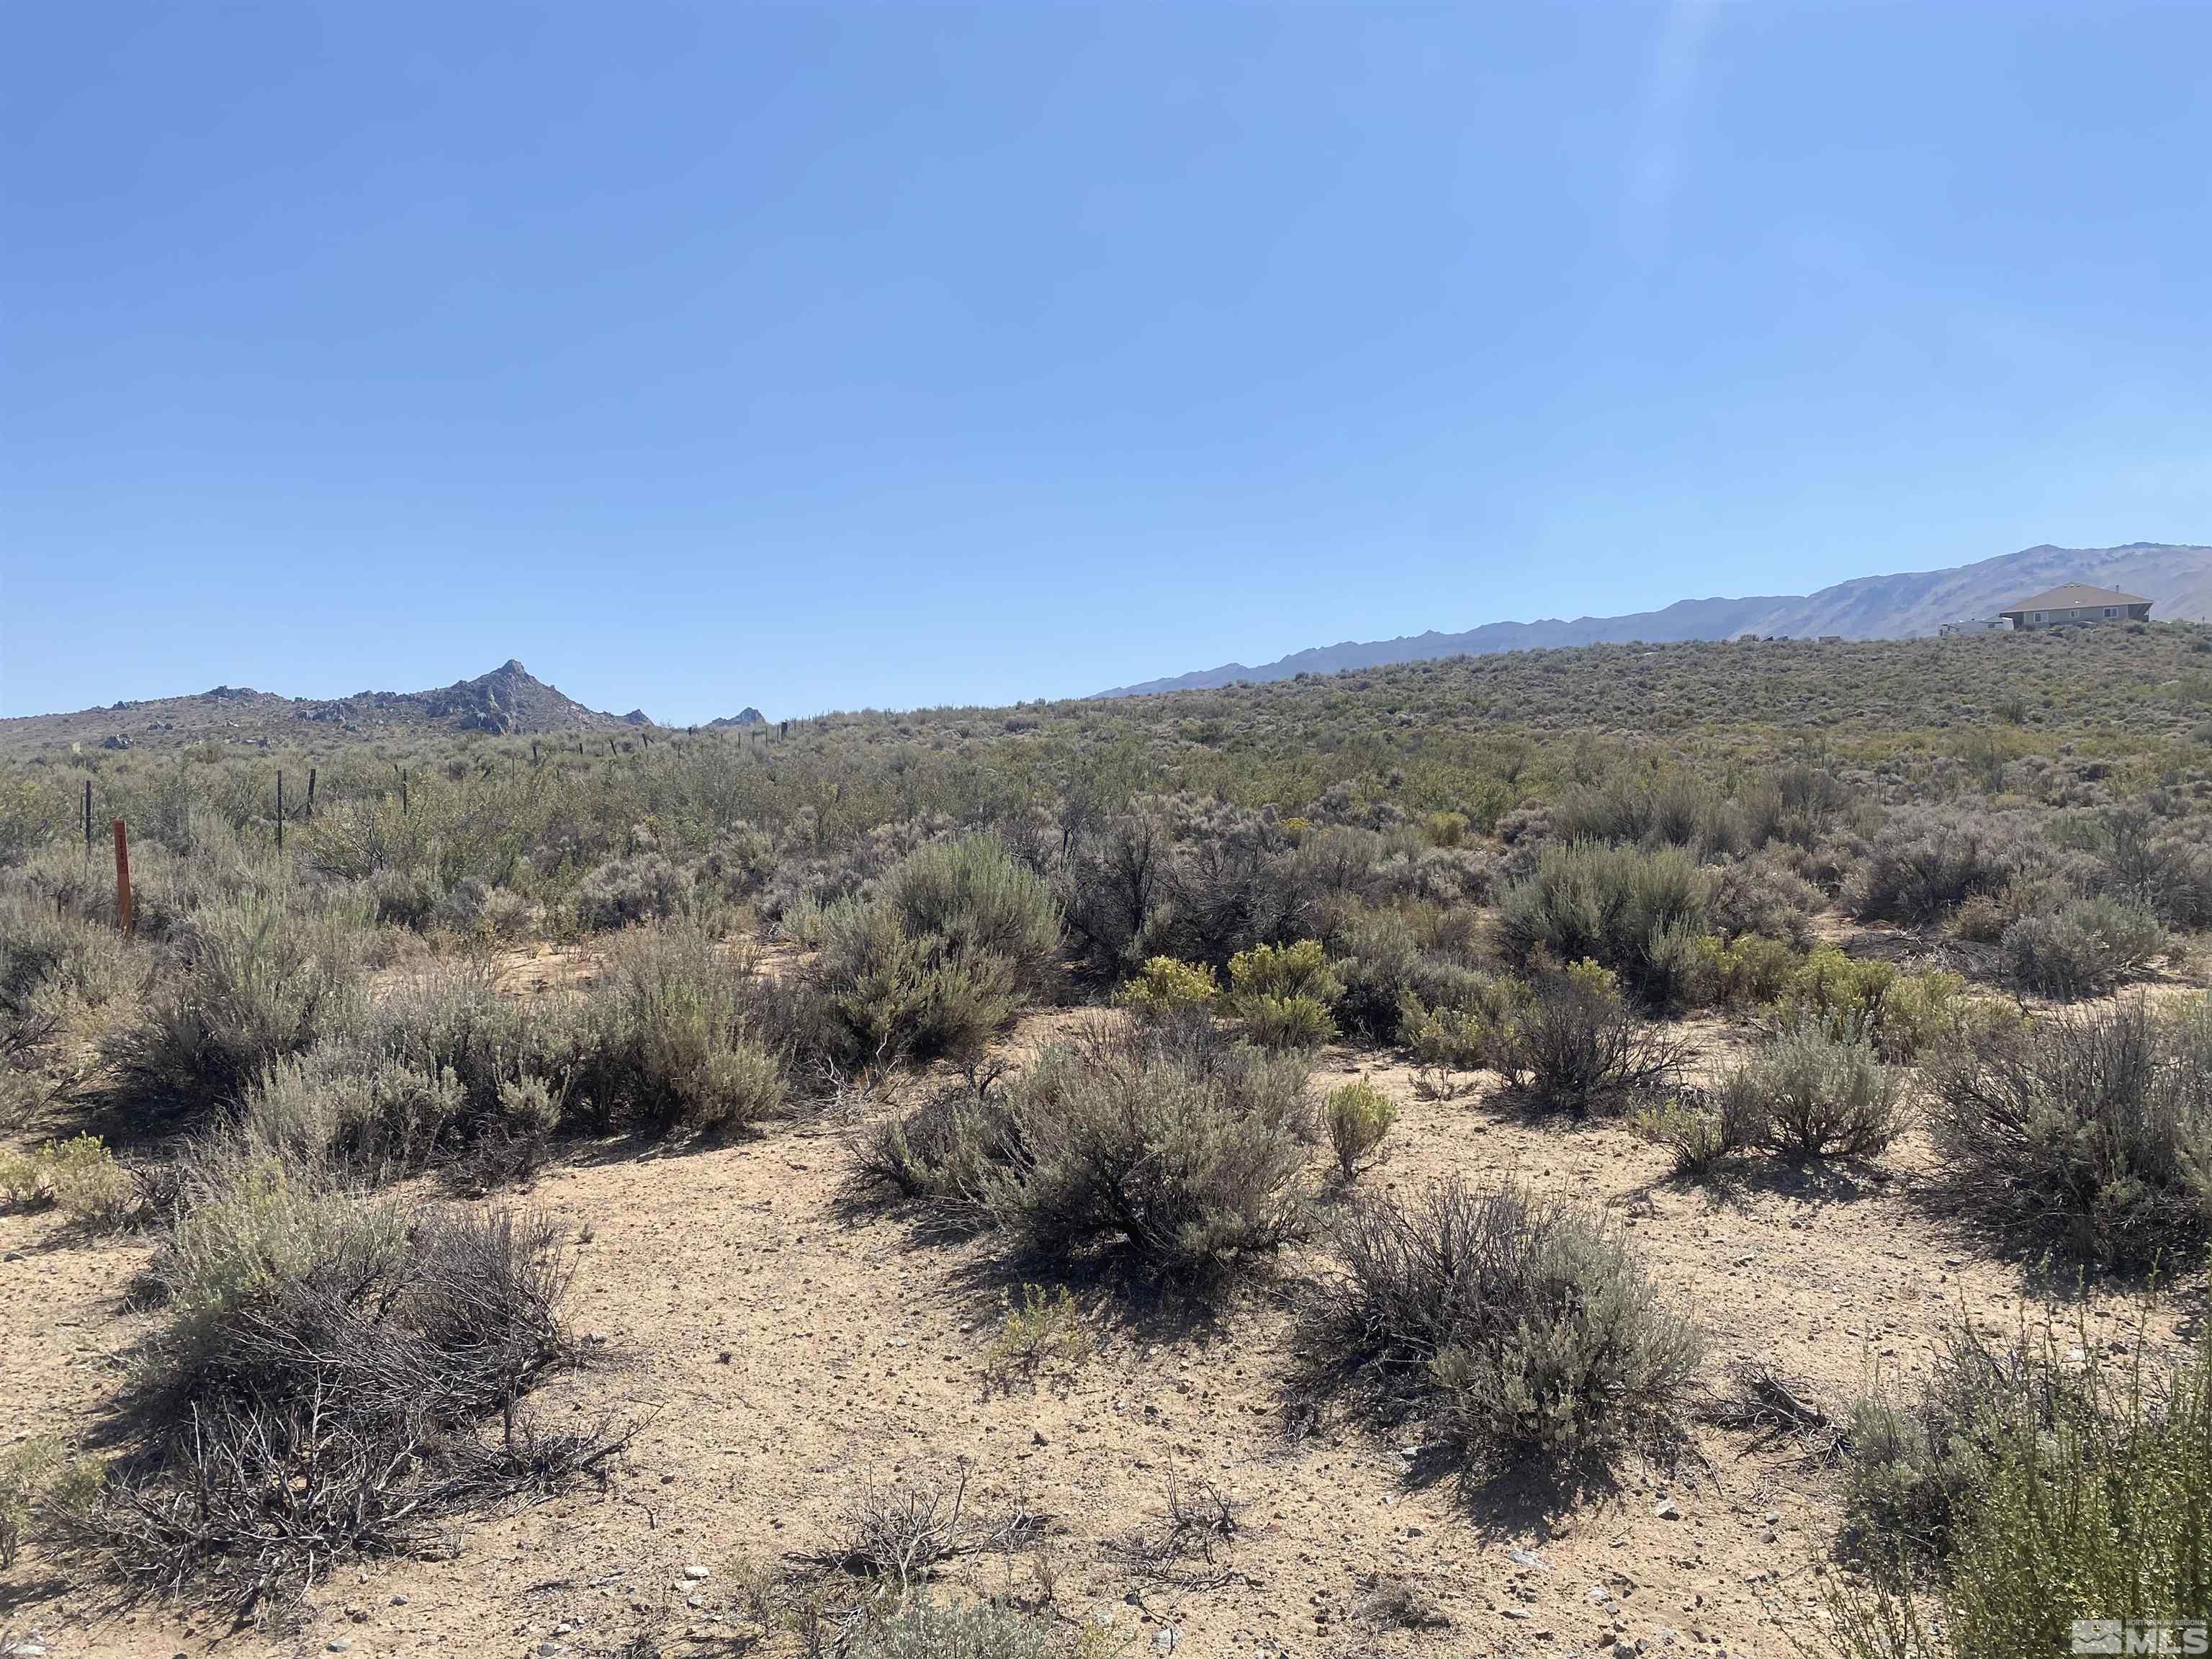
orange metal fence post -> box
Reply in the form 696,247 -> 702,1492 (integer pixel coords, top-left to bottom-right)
112,819 -> 133,938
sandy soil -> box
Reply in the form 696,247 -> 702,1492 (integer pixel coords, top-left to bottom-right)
3,983 -> 2200,1659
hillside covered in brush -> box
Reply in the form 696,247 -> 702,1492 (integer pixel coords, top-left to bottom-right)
1101,540 -> 2212,696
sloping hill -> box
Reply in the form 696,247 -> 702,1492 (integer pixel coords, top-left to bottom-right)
0,660 -> 657,754
1097,541 -> 2212,697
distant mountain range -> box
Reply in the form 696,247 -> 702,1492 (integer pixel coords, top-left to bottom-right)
1095,541 -> 2212,697
1,660 -> 680,754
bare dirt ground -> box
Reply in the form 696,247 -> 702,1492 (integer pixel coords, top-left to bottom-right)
4,967 -> 2202,1659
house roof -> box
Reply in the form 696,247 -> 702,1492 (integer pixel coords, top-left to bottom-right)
2000,583 -> 2150,612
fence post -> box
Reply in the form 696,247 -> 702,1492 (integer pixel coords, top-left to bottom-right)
307,768 -> 316,819
112,819 -> 133,937
276,772 -> 284,852
84,779 -> 92,850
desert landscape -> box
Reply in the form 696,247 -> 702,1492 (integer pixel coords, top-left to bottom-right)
4,623 -> 2210,1659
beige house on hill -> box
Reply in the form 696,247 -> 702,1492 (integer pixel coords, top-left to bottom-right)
1997,583 -> 2152,630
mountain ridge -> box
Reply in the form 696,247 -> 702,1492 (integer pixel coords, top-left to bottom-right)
1095,541 -> 2212,697
1,660 -> 669,753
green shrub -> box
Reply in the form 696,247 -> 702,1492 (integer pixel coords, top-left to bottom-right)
1493,961 -> 1684,1113
235,961 -> 559,1174
847,1077 -> 1020,1221
809,896 -> 1023,1071
0,773 -> 61,870
806,835 -> 1059,1073
1399,993 -> 1496,1069
1629,1093 -> 1755,1179
886,1019 -> 1314,1280
1,1133 -> 136,1222
1841,1323 -> 2090,1568
369,864 -> 443,929
980,1283 -> 1094,1390
1326,910 -> 1422,1041
1116,956 -> 1218,1019
1498,842 -> 1712,1009
1779,947 -> 1979,1062
1924,998 -> 2212,1268
1696,932 -> 1802,1008
2000,896 -> 2167,999
1226,938 -> 1341,1049
1950,892 -> 2010,943
58,1138 -> 609,1616
431,877 -> 534,941
1848,808 -> 2036,925
878,833 -> 1064,1002
0,893 -> 136,1022
1226,938 -> 1341,1002
1327,908 -> 1498,1046
1832,1323 -> 2212,1659
1552,771 -> 1725,852
1303,1178 -> 1703,1483
572,851 -> 689,932
567,922 -> 787,1130
150,1137 -> 413,1385
1422,810 -> 1470,848
1236,990 -> 1337,1049
1325,1079 -> 1398,1179
46,1134 -> 136,1227
1876,966 -> 1995,1061
104,898 -> 368,1118
1713,1020 -> 1907,1159
1709,854 -> 1822,948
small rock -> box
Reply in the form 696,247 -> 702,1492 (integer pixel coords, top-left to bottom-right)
1508,1547 -> 1552,1570
1587,1586 -> 1614,1605
1653,1498 -> 1682,1520
1763,1511 -> 1779,1524
683,1563 -> 711,1581
327,1642 -> 352,1655
1153,1627 -> 1182,1653
391,1593 -> 410,1606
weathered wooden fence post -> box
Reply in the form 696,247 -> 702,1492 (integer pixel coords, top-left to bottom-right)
83,779 -> 93,850
112,819 -> 133,937
276,772 -> 284,852
307,768 -> 316,819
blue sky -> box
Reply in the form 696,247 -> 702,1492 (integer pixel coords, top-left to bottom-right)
4,3 -> 2207,722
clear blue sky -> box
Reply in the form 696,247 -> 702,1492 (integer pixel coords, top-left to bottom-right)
4,4 -> 2207,722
